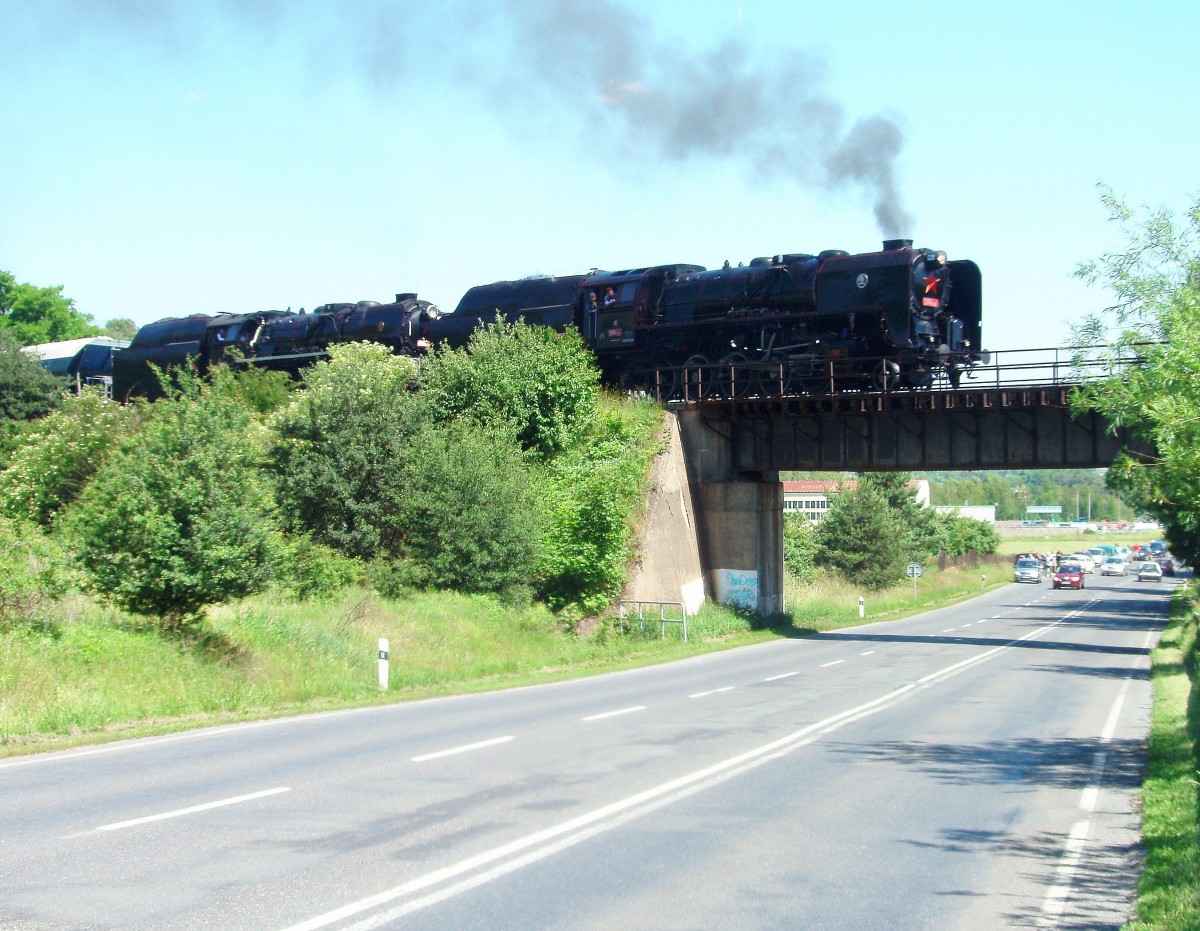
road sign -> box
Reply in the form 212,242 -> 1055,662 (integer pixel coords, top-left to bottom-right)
906,562 -> 923,579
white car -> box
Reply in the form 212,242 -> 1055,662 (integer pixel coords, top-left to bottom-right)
1100,557 -> 1126,576
1069,553 -> 1096,574
1136,561 -> 1163,582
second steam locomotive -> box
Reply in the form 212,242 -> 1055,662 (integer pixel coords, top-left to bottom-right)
111,239 -> 982,400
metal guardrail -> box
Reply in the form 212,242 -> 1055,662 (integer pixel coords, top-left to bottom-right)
618,600 -> 689,643
624,344 -> 1153,404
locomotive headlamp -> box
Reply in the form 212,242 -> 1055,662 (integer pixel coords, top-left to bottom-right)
927,251 -> 947,266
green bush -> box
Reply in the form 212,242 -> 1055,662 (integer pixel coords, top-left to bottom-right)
0,330 -> 62,424
269,343 -> 422,559
281,536 -> 364,602
63,379 -> 284,627
536,401 -> 661,614
0,516 -> 73,625
392,421 -> 543,601
783,514 -> 818,581
420,318 -> 600,460
0,389 -> 141,527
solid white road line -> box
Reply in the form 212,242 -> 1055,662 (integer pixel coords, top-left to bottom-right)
582,706 -> 646,722
411,736 -> 515,763
95,786 -> 291,832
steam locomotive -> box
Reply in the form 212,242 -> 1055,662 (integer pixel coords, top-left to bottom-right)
111,239 -> 982,399
112,294 -> 440,399
435,238 -> 982,395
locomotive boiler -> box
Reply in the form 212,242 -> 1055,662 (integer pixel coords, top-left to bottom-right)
437,239 -> 982,395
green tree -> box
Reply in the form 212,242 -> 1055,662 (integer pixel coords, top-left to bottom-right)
392,421 -> 543,599
1073,187 -> 1200,563
858,472 -> 938,560
420,318 -> 600,459
782,513 -> 818,581
0,270 -> 99,345
269,343 -> 423,559
102,317 -> 138,341
814,480 -> 906,589
64,374 -> 284,628
0,330 -> 63,428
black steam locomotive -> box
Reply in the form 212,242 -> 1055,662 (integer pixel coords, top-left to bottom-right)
112,294 -> 440,399
111,240 -> 981,399
434,239 -> 982,395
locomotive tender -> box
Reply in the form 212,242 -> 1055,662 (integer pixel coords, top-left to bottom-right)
111,239 -> 981,399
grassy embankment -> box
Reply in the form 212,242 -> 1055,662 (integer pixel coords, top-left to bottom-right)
1126,582 -> 1200,929
0,559 -> 1021,757
1,542 -> 1025,757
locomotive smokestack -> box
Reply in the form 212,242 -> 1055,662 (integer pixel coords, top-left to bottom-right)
882,239 -> 913,251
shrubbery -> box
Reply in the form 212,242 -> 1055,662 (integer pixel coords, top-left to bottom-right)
0,516 -> 73,625
0,390 -> 141,527
420,319 -> 599,459
64,375 -> 285,627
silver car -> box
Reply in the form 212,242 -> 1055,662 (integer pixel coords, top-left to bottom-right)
1014,558 -> 1042,583
1136,561 -> 1163,582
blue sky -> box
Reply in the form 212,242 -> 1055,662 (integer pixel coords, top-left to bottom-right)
3,0 -> 1197,351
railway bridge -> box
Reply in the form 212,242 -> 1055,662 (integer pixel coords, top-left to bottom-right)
631,347 -> 1156,615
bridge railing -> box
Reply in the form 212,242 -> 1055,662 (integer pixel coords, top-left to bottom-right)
624,344 -> 1151,403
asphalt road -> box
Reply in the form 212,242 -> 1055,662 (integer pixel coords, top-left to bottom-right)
0,571 -> 1171,930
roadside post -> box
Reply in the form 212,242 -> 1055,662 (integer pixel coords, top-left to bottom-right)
907,562 -> 923,596
378,638 -> 389,691
858,596 -> 865,618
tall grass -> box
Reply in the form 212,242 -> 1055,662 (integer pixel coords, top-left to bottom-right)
1125,583 -> 1200,929
783,560 -> 1013,631
0,588 -> 743,754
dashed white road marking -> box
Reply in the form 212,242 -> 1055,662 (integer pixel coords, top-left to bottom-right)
412,736 -> 515,763
689,687 -> 734,699
860,650 -> 876,656
582,706 -> 646,722
819,660 -> 844,668
96,786 -> 291,832
763,671 -> 798,682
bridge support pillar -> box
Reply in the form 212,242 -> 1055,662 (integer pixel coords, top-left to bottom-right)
676,410 -> 785,616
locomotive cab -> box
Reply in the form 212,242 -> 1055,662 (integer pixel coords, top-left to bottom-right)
581,265 -> 706,351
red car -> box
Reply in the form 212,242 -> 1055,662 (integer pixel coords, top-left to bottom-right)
1053,563 -> 1085,590
1158,558 -> 1175,577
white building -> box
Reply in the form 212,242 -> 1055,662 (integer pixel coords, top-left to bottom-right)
783,479 -> 931,523
934,504 -> 997,524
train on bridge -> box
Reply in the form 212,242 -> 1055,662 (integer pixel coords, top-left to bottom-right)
111,239 -> 983,400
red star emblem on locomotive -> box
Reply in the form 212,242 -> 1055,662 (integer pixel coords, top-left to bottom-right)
923,274 -> 940,295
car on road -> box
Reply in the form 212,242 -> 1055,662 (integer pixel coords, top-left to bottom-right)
1136,561 -> 1163,582
1100,557 -> 1127,577
1014,558 -> 1042,583
1068,553 -> 1096,574
1053,563 -> 1085,590
1157,558 -> 1176,577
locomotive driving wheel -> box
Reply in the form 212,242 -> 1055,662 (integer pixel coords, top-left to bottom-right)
682,354 -> 715,399
717,352 -> 755,398
872,359 -> 902,392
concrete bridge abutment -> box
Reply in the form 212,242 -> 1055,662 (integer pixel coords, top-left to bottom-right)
675,409 -> 785,616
